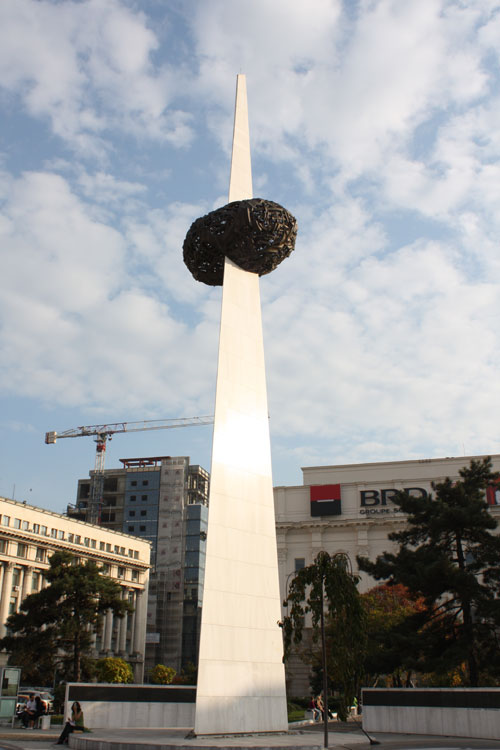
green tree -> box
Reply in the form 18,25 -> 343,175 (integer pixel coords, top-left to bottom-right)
281,551 -> 367,721
150,664 -> 176,684
0,551 -> 132,681
95,657 -> 133,683
358,458 -> 500,686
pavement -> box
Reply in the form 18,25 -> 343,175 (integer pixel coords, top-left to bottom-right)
0,722 -> 499,750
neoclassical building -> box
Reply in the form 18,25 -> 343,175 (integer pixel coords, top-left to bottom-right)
274,453 -> 500,694
0,496 -> 151,681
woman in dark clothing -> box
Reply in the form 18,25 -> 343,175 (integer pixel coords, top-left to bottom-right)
56,702 -> 84,745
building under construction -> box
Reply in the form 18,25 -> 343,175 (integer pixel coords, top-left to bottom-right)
68,456 -> 209,677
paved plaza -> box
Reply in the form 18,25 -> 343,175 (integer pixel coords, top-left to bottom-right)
0,723 -> 499,750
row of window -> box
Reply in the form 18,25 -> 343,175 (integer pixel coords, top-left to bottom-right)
0,551 -> 140,584
1,515 -> 140,559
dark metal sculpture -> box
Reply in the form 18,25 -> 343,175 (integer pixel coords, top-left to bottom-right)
183,198 -> 297,286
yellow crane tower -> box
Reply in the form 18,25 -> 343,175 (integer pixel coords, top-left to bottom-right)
45,416 -> 214,523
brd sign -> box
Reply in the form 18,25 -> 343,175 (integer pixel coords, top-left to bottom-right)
359,487 -> 428,515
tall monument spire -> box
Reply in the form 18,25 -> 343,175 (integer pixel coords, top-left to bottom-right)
193,75 -> 288,735
228,74 -> 253,202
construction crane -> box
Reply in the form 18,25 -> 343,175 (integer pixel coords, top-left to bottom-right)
45,416 -> 214,523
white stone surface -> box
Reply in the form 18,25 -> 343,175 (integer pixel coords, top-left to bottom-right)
363,704 -> 500,741
194,75 -> 287,735
74,700 -> 194,729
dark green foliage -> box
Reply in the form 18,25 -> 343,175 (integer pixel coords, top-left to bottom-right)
0,551 -> 132,682
281,551 -> 367,721
358,458 -> 500,686
361,584 -> 426,686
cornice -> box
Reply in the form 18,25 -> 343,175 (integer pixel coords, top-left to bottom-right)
276,515 -> 405,531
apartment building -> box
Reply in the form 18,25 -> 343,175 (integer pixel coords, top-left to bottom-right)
69,456 -> 209,675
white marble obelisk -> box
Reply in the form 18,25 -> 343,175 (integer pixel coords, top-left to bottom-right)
194,75 -> 288,735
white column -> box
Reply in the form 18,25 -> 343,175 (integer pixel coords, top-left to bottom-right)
104,609 -> 113,653
119,588 -> 128,653
128,592 -> 137,655
195,74 -> 287,735
132,589 -> 146,655
0,563 -> 14,638
21,565 -> 33,601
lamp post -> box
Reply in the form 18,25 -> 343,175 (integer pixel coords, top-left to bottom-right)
279,552 -> 357,750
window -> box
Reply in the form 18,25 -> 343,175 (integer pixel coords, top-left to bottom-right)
32,572 -> 40,591
129,549 -> 134,557
100,542 -> 105,551
79,482 -> 90,499
84,537 -> 90,547
295,558 -> 306,571
74,535 -> 81,544
131,481 -> 137,487
128,526 -> 135,532
131,569 -> 138,582
101,563 -> 110,574
134,551 -> 139,559
142,480 -> 149,486
141,495 -> 147,501
106,543 -> 111,552
12,568 -> 20,586
140,526 -> 146,531
129,511 -> 136,517
14,519 -> 21,529
120,547 -> 125,555
51,528 -> 57,538
58,530 -> 64,540
33,524 -> 40,534
16,543 -> 27,558
0,540 -> 5,553
117,567 -> 125,579
35,547 -> 45,562
91,539 -> 96,548
130,495 -> 136,502
41,526 -> 47,536
68,533 -> 74,543
140,510 -> 146,517
2,515 -> 10,526
114,545 -> 119,554
22,521 -> 29,531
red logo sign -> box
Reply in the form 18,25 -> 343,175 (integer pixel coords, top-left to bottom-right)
310,484 -> 341,517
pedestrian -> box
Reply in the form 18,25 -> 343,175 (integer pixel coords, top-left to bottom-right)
315,694 -> 324,721
308,696 -> 320,721
56,702 -> 84,745
20,693 -> 37,728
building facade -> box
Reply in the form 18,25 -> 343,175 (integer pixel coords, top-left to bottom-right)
0,496 -> 151,681
274,453 -> 500,694
69,456 -> 209,675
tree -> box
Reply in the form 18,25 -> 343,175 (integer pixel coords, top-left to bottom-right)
0,551 -> 132,681
358,458 -> 500,686
361,583 -> 426,687
281,551 -> 367,721
95,657 -> 133,683
150,664 -> 176,684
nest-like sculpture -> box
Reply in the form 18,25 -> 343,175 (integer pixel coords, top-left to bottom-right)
183,198 -> 297,286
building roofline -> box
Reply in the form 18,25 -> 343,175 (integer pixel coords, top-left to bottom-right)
0,495 -> 152,546
301,452 -> 500,475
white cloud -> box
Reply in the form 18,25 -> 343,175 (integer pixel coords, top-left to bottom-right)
0,0 -> 193,154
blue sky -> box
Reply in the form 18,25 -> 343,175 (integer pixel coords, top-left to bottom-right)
1,0 -> 500,514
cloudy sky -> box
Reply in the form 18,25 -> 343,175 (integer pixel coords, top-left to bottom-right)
1,0 -> 500,514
